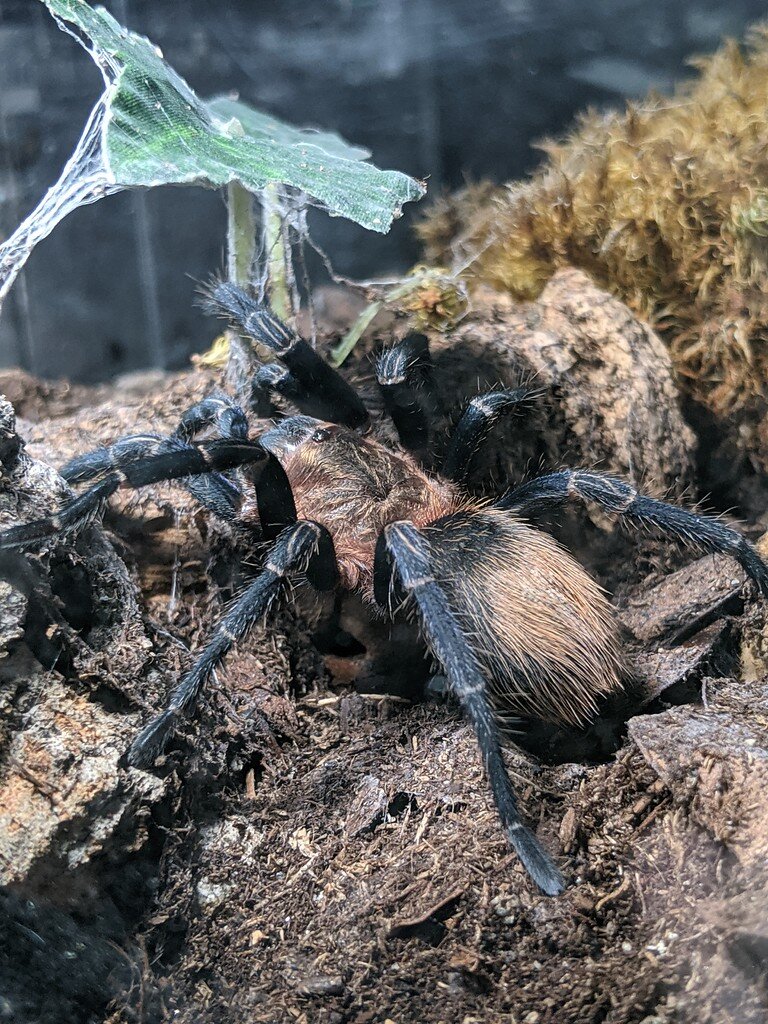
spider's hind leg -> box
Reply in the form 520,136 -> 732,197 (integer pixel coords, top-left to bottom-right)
376,520 -> 565,896
497,469 -> 768,595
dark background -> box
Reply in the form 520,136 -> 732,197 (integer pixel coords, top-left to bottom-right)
0,0 -> 766,383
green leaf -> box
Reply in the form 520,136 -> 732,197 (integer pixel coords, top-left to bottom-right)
207,97 -> 372,164
44,0 -> 425,231
0,0 -> 425,307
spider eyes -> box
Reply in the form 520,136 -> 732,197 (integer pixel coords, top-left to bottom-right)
311,427 -> 335,443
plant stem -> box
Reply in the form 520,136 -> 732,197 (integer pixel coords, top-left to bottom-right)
225,181 -> 260,385
227,180 -> 257,287
262,183 -> 292,321
330,300 -> 383,367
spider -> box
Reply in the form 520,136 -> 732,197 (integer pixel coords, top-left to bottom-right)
2,280 -> 767,898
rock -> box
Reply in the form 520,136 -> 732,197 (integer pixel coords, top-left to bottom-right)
631,621 -> 732,704
619,554 -> 747,644
295,974 -> 345,997
344,774 -> 388,837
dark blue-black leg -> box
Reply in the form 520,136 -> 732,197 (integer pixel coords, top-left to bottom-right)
60,394 -> 249,521
202,282 -> 369,429
497,469 -> 768,595
61,393 -> 249,484
253,364 -> 305,412
375,520 -> 565,897
127,519 -> 338,766
442,387 -> 542,484
171,394 -> 249,520
172,394 -> 248,444
376,333 -> 437,455
62,433 -> 171,486
62,434 -> 243,523
0,438 -> 271,551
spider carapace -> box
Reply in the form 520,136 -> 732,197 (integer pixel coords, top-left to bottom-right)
3,280 -> 767,897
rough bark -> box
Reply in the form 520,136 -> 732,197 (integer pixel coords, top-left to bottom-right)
0,397 -> 164,888
419,269 -> 695,498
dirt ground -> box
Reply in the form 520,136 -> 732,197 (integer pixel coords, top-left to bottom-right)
1,278 -> 768,1024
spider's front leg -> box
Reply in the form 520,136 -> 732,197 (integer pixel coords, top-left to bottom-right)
127,519 -> 338,766
496,469 -> 768,595
61,393 -> 249,486
0,438 -> 274,551
376,333 -> 438,456
60,393 -> 249,521
375,521 -> 565,897
203,282 -> 369,429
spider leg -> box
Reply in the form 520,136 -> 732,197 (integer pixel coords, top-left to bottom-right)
172,393 -> 249,443
442,387 -> 542,484
376,333 -> 437,454
253,363 -> 305,410
496,469 -> 768,595
61,393 -> 249,485
376,520 -> 565,896
60,393 -> 249,521
62,433 -> 179,486
171,394 -> 250,521
202,282 -> 369,429
127,519 -> 338,767
65,433 -> 244,523
248,453 -> 297,540
0,438 -> 272,551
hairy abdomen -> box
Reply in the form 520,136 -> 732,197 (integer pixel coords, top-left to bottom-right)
424,507 -> 624,726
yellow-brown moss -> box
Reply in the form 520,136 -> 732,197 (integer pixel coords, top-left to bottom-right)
393,264 -> 469,332
418,26 -> 768,417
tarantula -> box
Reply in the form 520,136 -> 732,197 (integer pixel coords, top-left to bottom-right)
2,281 -> 768,897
